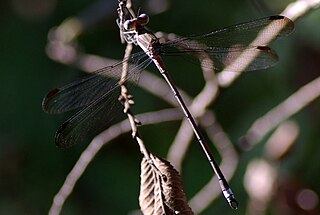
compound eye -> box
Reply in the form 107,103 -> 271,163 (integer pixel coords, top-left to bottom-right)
123,20 -> 135,30
137,13 -> 149,26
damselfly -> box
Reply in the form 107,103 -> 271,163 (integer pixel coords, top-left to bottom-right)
43,12 -> 294,208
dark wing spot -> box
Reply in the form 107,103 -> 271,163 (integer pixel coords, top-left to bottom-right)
257,46 -> 271,52
269,15 -> 284,20
42,88 -> 60,112
46,88 -> 60,98
55,121 -> 69,149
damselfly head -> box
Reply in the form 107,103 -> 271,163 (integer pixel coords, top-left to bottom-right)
123,14 -> 149,31
137,13 -> 149,26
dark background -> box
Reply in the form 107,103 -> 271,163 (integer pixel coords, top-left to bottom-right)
1,0 -> 320,214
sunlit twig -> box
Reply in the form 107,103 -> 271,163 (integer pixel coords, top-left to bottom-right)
48,108 -> 182,215
241,75 -> 320,150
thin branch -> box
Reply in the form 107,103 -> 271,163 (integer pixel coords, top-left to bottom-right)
48,108 -> 182,215
119,42 -> 151,160
283,0 -> 320,20
241,75 -> 320,150
239,1 -> 320,148
217,0 -> 320,88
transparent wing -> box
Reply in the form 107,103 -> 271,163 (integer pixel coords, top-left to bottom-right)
42,51 -> 148,114
161,16 -> 294,72
55,55 -> 152,148
43,52 -> 152,148
55,87 -> 122,148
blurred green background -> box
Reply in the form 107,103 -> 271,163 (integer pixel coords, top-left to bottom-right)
1,0 -> 320,214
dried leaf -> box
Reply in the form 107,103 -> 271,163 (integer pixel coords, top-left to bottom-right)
139,154 -> 193,215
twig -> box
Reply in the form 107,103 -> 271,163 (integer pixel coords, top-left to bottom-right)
241,75 -> 320,150
119,42 -> 151,160
48,108 -> 182,215
236,0 -> 320,153
283,0 -> 320,20
217,0 -> 320,88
